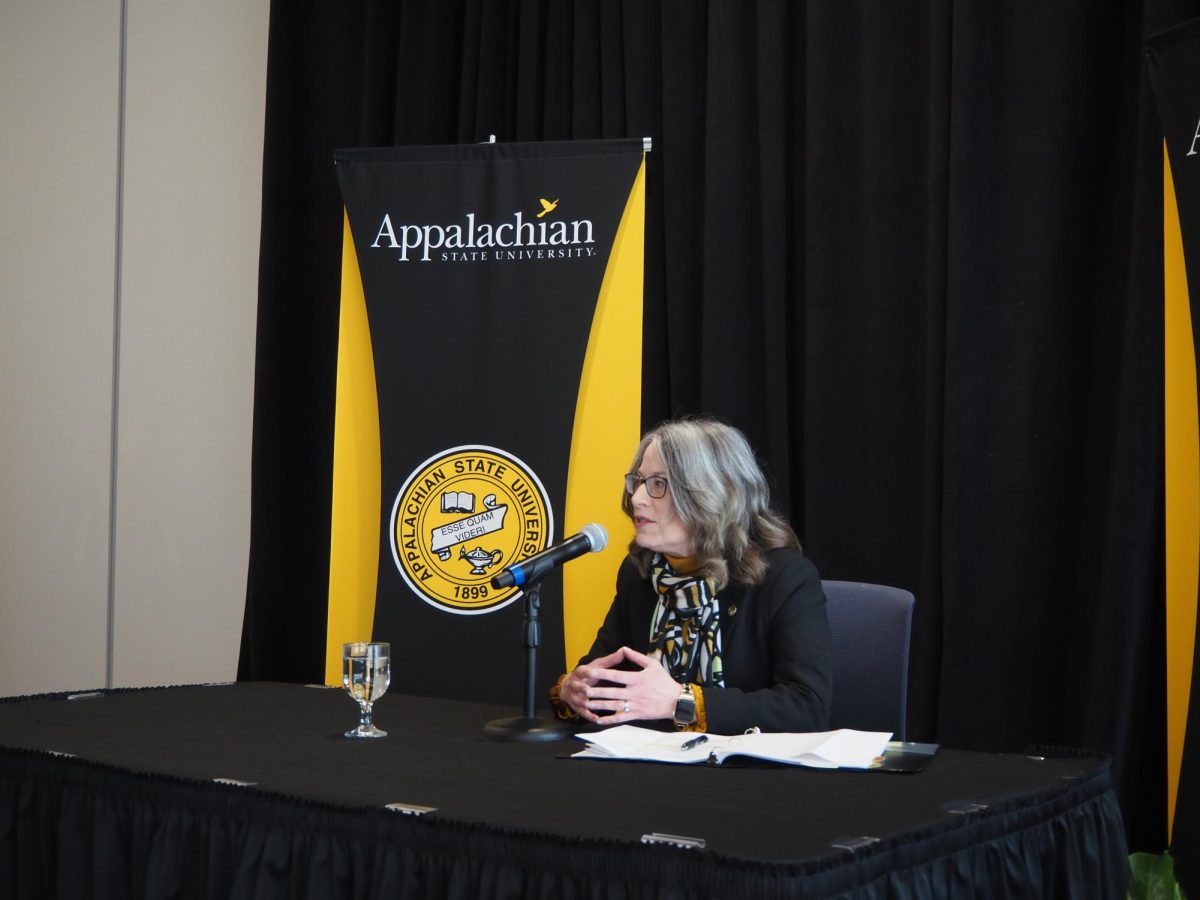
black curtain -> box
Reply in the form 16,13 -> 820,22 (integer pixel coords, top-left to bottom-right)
239,0 -> 1187,856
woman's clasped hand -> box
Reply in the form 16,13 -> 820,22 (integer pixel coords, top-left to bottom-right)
557,646 -> 682,724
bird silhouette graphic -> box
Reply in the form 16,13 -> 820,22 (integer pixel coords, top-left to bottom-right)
537,198 -> 559,218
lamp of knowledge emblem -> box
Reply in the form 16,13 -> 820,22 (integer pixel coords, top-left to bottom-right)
389,445 -> 554,615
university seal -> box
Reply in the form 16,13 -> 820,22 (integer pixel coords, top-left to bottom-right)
389,445 -> 553,614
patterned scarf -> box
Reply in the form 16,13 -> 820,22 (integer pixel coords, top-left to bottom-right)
648,555 -> 725,687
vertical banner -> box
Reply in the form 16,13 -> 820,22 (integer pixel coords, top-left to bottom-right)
1148,17 -> 1200,869
327,140 -> 645,705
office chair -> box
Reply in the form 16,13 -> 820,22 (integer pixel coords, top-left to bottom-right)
821,580 -> 915,741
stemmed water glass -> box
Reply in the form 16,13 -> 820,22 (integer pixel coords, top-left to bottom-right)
342,641 -> 390,738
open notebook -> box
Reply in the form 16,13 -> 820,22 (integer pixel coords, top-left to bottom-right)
573,725 -> 894,769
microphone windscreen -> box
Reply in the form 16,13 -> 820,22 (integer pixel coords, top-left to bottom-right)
581,523 -> 608,552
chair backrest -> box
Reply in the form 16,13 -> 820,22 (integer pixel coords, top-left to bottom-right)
821,580 -> 915,741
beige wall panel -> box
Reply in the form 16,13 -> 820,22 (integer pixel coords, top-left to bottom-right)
111,1 -> 268,687
0,3 -> 120,696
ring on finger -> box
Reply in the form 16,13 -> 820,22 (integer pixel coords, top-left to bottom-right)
623,700 -> 630,713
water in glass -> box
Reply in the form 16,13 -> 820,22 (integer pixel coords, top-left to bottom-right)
343,641 -> 390,738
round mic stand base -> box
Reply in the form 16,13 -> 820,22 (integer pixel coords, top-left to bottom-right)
482,715 -> 572,742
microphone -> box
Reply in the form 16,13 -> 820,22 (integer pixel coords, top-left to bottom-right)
491,523 -> 608,588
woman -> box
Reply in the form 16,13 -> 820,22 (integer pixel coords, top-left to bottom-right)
552,418 -> 833,734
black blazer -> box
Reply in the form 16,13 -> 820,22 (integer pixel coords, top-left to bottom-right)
581,547 -> 833,734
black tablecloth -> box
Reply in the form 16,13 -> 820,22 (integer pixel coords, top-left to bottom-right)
0,682 -> 1128,898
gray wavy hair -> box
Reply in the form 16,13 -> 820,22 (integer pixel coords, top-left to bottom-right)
622,418 -> 800,588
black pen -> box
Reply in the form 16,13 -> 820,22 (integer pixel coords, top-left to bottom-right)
680,734 -> 708,751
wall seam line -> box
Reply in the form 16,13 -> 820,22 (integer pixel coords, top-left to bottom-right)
106,0 -> 129,691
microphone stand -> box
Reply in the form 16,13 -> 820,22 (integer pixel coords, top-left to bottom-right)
483,577 -> 572,741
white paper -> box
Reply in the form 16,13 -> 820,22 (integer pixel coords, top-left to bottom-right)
574,725 -> 716,764
573,725 -> 893,769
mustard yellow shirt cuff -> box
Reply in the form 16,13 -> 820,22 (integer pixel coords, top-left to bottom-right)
683,683 -> 707,733
549,673 -> 579,721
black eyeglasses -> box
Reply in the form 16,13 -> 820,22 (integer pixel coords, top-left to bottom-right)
624,473 -> 669,499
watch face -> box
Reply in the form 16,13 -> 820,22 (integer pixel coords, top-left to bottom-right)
674,695 -> 697,725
